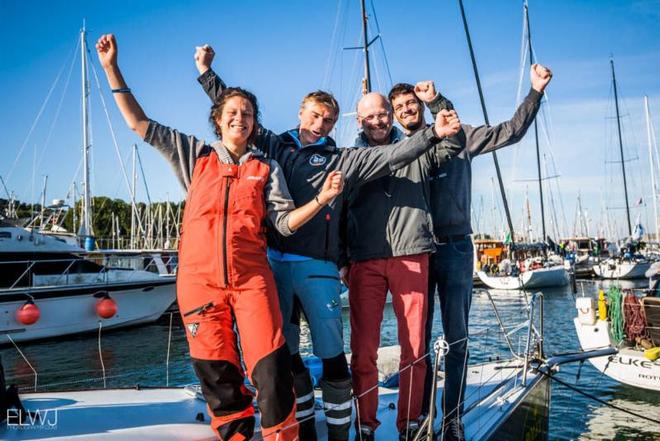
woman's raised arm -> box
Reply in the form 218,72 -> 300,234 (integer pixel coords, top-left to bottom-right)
96,34 -> 149,138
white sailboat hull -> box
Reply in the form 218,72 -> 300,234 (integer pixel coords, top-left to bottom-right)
5,359 -> 549,440
477,266 -> 569,290
573,318 -> 660,391
592,259 -> 652,279
0,278 -> 176,344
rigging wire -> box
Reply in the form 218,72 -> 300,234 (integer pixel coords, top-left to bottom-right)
338,33 -> 362,146
544,155 -> 561,239
6,36 -> 80,185
368,0 -> 393,87
35,38 -> 80,175
515,3 -> 528,107
136,146 -> 153,205
512,2 -> 569,239
321,0 -> 344,90
509,1 -> 528,190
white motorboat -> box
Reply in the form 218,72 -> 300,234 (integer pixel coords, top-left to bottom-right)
0,226 -> 176,344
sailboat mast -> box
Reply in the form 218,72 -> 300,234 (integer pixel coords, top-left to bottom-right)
525,188 -> 532,241
131,144 -> 137,249
165,193 -> 171,248
645,96 -> 659,241
578,191 -> 589,237
39,175 -> 48,230
360,0 -> 372,94
610,58 -> 632,237
458,0 -> 515,243
524,3 -> 547,243
79,23 -> 93,239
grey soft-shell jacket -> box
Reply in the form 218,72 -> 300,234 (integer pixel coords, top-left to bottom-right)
427,88 -> 543,236
197,69 -> 458,263
344,120 -> 458,263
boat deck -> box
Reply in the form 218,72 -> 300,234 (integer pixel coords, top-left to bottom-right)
1,359 -> 547,440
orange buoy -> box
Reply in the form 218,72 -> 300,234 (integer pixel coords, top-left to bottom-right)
96,296 -> 118,319
16,301 -> 40,325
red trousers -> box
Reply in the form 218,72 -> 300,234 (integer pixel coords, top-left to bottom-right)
349,254 -> 428,432
178,271 -> 299,441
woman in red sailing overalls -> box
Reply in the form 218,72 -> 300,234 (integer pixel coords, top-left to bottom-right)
97,34 -> 344,441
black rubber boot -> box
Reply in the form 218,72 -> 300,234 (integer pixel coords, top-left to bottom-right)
294,368 -> 318,441
320,377 -> 352,441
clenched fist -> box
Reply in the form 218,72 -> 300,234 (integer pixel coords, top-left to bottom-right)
530,63 -> 552,93
434,109 -> 461,139
96,34 -> 118,69
317,170 -> 344,205
414,80 -> 437,103
195,44 -> 215,75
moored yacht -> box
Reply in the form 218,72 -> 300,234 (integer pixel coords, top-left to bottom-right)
476,242 -> 569,290
0,224 -> 176,344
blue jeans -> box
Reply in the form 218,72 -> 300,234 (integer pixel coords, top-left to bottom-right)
422,237 -> 473,421
269,258 -> 345,359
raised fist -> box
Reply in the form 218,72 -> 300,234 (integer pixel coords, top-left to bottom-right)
434,109 -> 461,139
530,63 -> 552,93
96,34 -> 118,69
195,44 -> 215,75
414,80 -> 437,103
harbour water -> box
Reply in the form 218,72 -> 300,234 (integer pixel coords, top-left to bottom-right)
1,280 -> 659,440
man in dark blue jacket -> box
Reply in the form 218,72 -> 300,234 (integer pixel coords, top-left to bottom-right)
408,64 -> 553,441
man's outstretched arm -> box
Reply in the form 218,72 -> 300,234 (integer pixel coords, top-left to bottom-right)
195,45 -> 227,102
339,109 -> 462,187
462,63 -> 553,156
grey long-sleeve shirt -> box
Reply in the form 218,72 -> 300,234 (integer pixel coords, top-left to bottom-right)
427,88 -> 543,236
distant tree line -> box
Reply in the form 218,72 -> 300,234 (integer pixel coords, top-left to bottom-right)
1,196 -> 184,248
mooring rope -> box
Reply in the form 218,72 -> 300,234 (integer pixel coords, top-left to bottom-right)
6,334 -> 38,391
98,321 -> 107,389
607,285 -> 625,344
623,291 -> 647,343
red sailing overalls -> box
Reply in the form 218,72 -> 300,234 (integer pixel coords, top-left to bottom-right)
177,149 -> 298,441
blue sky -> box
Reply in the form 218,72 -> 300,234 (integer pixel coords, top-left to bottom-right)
1,0 -> 659,240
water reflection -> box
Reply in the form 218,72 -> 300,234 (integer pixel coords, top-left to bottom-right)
579,388 -> 660,440
0,280 -> 657,439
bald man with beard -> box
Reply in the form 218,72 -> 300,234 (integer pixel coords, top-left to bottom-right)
340,92 -> 461,441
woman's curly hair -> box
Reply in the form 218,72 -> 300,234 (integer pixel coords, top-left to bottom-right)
209,87 -> 261,145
